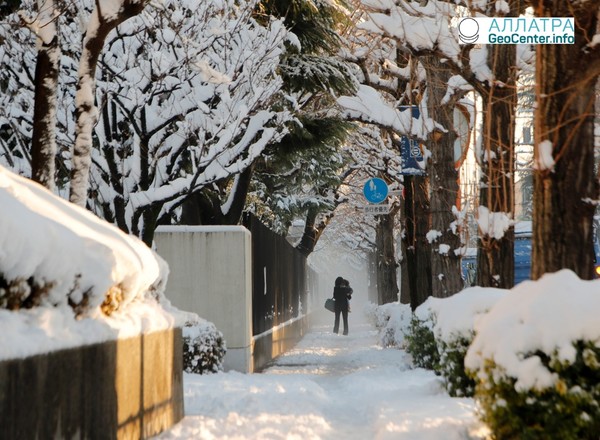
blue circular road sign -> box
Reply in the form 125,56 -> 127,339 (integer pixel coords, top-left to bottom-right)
363,178 -> 389,204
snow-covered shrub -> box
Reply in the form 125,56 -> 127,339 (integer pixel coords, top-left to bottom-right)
0,165 -> 190,361
0,166 -> 168,316
404,312 -> 440,371
183,318 -> 226,374
413,288 -> 506,396
466,270 -> 600,439
365,302 -> 412,348
437,334 -> 475,397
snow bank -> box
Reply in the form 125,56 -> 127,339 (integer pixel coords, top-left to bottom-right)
0,165 -> 188,359
465,270 -> 600,391
416,286 -> 508,342
366,301 -> 413,347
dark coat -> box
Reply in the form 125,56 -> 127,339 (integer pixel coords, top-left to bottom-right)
333,286 -> 352,306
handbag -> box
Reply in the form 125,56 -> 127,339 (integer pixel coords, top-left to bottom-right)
324,297 -> 335,312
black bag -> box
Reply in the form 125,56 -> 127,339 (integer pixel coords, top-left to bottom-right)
324,298 -> 335,312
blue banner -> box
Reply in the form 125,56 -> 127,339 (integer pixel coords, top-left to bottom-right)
398,106 -> 426,176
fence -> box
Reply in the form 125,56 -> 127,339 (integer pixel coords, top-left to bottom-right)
243,213 -> 308,336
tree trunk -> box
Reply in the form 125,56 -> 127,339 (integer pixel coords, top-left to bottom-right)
375,208 -> 399,304
404,174 -> 432,310
69,0 -> 146,206
399,197 -> 411,304
30,1 -> 59,190
221,165 -> 255,224
296,207 -> 333,258
476,42 -> 517,288
180,165 -> 255,227
100,98 -> 129,232
532,3 -> 600,279
367,251 -> 378,303
424,56 -> 463,297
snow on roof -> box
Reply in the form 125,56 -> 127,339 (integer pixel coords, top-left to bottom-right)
0,165 -> 188,360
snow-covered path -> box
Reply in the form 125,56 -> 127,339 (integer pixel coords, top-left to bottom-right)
155,310 -> 488,440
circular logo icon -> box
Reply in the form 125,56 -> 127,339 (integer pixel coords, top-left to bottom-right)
458,18 -> 479,44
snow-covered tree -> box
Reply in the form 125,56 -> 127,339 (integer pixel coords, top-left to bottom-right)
338,5 -> 433,305
23,0 -> 60,190
88,0 -> 291,244
352,0 -> 538,292
0,0 -> 293,245
68,0 -> 148,206
0,0 -> 77,187
244,0 -> 358,250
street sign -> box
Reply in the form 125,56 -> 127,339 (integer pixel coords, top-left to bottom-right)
363,204 -> 391,215
363,177 -> 389,204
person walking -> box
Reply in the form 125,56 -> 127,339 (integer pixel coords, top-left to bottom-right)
332,276 -> 353,335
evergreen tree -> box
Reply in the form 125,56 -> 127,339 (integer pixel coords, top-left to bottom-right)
245,0 -> 359,249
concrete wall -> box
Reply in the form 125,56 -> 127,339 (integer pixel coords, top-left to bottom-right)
155,226 -> 311,373
0,328 -> 183,439
253,315 -> 310,371
155,226 -> 253,372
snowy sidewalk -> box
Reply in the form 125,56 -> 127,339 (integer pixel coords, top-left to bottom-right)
155,310 -> 488,440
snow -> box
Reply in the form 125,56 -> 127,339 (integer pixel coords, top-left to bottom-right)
3,147 -> 600,437
495,0 -> 510,14
192,59 -> 232,84
360,0 -> 460,63
466,269 -> 600,392
437,244 -> 450,255
442,76 -> 473,105
0,164 -> 188,360
535,140 -> 555,171
476,206 -> 511,240
426,229 -> 442,243
415,287 -> 507,342
338,84 -> 435,139
155,311 -> 489,440
469,46 -> 493,85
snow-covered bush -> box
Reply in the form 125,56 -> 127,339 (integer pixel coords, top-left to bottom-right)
436,334 -> 475,397
0,165 -> 167,316
365,302 -> 412,348
183,318 -> 226,374
404,312 -> 440,371
411,287 -> 506,396
0,165 -> 190,361
465,270 -> 600,439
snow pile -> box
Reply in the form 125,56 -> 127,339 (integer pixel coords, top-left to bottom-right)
0,165 -> 187,359
416,286 -> 508,342
465,269 -> 600,391
365,301 -> 413,347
